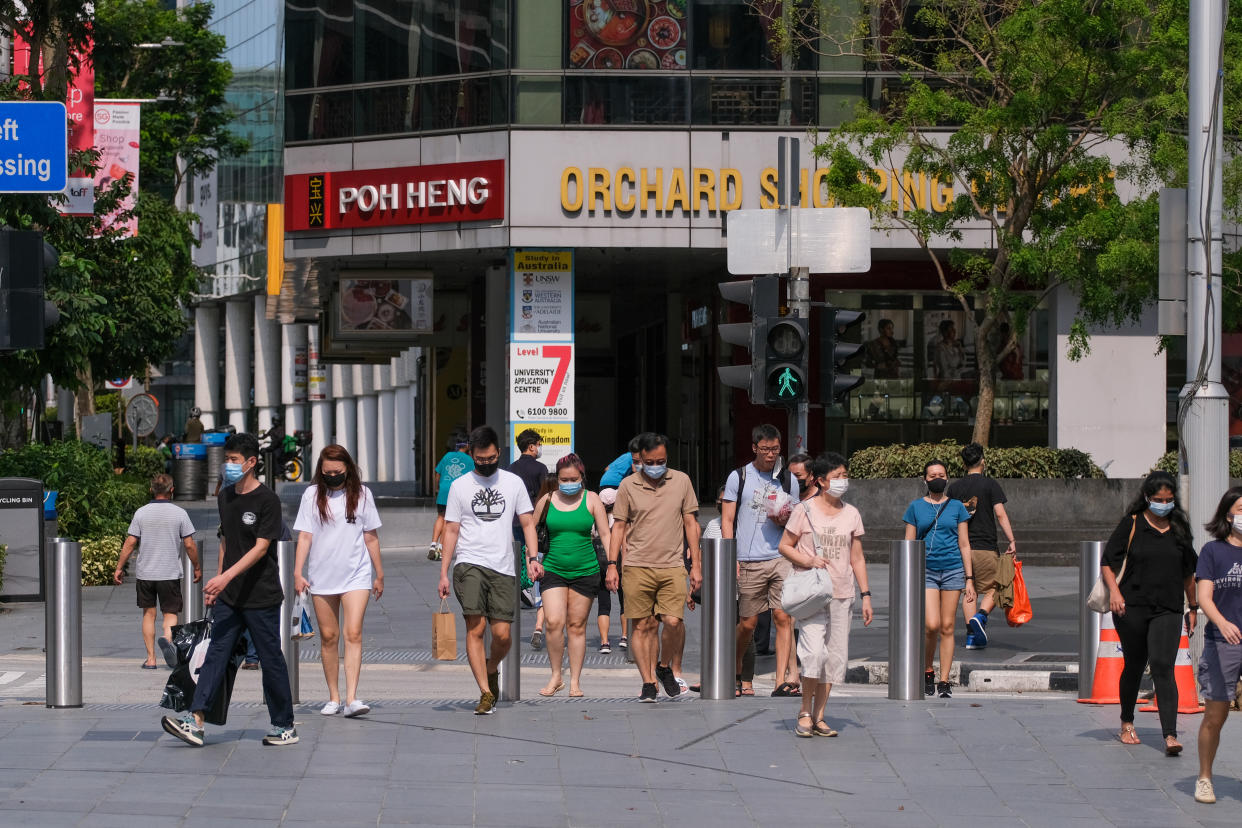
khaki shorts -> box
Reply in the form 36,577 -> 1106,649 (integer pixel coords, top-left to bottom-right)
453,563 -> 516,621
972,549 -> 1015,609
621,566 -> 688,620
737,557 -> 791,618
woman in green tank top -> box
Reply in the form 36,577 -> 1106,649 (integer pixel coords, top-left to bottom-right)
534,454 -> 612,697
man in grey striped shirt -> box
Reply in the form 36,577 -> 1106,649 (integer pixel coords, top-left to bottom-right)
115,474 -> 201,669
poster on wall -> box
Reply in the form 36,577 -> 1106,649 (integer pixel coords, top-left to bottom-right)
93,100 -> 141,236
334,274 -> 434,339
512,251 -> 574,341
567,0 -> 688,70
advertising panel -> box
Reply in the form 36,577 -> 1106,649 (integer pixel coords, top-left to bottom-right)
567,0 -> 687,70
93,101 -> 141,236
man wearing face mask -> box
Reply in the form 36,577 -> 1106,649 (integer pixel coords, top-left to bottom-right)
722,424 -> 800,697
161,432 -> 297,748
508,429 -> 548,643
946,443 -> 1018,650
606,432 -> 701,702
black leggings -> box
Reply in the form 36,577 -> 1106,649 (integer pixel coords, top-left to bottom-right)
596,562 -> 624,619
1113,606 -> 1181,737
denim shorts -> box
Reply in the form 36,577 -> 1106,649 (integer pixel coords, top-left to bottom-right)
926,567 -> 966,591
1198,637 -> 1242,702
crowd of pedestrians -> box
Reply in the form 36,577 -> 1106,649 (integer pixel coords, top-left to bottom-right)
138,423 -> 1240,812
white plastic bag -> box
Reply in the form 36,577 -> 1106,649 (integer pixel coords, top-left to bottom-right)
762,488 -> 794,523
291,591 -> 316,640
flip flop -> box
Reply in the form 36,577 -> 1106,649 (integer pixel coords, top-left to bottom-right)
538,682 -> 564,697
569,690 -> 584,698
140,662 -> 159,670
772,682 -> 801,697
739,684 -> 755,697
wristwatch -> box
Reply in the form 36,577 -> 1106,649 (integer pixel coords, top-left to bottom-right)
606,560 -> 618,567
860,591 -> 872,598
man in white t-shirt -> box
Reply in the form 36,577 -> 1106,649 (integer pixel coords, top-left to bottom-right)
438,425 -> 541,714
721,424 -> 800,696
114,474 -> 200,669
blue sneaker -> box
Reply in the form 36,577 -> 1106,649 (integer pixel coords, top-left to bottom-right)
967,612 -> 988,648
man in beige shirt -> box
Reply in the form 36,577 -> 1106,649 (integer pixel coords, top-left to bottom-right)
605,433 -> 701,702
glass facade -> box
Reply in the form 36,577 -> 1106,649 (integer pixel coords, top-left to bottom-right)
285,0 -> 871,142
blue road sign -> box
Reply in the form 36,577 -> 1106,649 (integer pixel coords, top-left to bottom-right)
0,102 -> 68,194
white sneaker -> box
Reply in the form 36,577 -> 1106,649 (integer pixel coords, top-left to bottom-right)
675,677 -> 689,696
320,701 -> 341,715
343,699 -> 371,718
1194,778 -> 1216,804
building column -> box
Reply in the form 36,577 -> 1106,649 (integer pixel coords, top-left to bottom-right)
193,304 -> 221,429
281,324 -> 308,433
485,264 -> 507,450
354,364 -> 378,481
253,296 -> 281,435
394,350 -> 415,481
308,326 -> 332,465
223,300 -> 252,432
375,363 -> 396,482
332,364 -> 356,459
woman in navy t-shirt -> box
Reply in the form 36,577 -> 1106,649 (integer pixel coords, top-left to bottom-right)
902,460 -> 974,699
1193,487 -> 1242,804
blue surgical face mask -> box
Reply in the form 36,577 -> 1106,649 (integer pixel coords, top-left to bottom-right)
642,464 -> 667,480
559,482 -> 583,497
1148,499 -> 1175,517
222,462 -> 244,486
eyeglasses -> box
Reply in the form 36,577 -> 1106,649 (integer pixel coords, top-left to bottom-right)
474,455 -> 500,464
755,445 -> 781,454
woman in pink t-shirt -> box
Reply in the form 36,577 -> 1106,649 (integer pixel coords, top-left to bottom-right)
778,452 -> 873,737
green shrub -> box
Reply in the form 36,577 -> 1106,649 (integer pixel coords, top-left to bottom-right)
80,536 -> 125,587
123,445 -> 166,485
0,440 -> 148,540
847,441 -> 1106,479
1150,450 -> 1242,478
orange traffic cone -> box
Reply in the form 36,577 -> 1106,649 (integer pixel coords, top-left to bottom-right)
1141,632 -> 1204,714
1078,611 -> 1123,705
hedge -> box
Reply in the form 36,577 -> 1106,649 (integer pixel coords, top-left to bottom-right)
81,536 -> 125,587
847,441 -> 1106,479
1151,450 -> 1242,478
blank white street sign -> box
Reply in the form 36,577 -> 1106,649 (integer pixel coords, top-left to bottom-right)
727,207 -> 872,275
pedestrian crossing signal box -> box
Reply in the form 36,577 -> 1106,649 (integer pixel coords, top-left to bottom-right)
763,317 -> 809,405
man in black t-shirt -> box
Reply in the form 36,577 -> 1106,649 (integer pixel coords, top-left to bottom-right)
161,432 -> 298,748
946,442 -> 1018,651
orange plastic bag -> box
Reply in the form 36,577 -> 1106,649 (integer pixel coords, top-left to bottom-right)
1005,560 -> 1032,627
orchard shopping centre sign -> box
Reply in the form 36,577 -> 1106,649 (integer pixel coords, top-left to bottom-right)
284,159 -> 504,230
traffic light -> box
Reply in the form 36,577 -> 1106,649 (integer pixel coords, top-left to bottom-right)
0,229 -> 59,351
717,275 -> 779,404
763,316 -> 809,405
818,306 -> 866,403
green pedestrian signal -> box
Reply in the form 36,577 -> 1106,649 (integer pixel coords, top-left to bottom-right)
763,318 -> 809,405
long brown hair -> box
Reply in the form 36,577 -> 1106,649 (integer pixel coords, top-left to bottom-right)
314,444 -> 363,523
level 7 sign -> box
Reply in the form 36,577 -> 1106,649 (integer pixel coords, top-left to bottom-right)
510,343 -> 574,422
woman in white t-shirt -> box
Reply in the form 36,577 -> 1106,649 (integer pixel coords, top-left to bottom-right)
294,445 -> 384,718
778,452 -> 873,738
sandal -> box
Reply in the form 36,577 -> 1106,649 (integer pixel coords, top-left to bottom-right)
1119,723 -> 1140,745
1165,735 -> 1183,756
538,681 -> 564,697
813,720 -> 838,737
772,682 -> 802,697
794,712 -> 813,738
739,683 -> 755,697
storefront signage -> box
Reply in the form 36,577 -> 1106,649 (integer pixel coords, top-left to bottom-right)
510,343 -> 575,422
511,251 -> 574,341
284,160 -> 505,231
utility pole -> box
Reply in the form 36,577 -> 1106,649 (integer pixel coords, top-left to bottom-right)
778,136 -> 809,455
1181,0 -> 1228,554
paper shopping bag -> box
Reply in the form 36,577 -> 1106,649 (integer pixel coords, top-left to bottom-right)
432,599 -> 457,660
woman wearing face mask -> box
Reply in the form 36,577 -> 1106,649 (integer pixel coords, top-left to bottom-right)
1102,470 -> 1196,755
293,445 -> 384,717
1192,487 -> 1242,803
533,454 -> 612,697
903,459 -> 974,698
788,453 -> 818,501
778,452 -> 873,736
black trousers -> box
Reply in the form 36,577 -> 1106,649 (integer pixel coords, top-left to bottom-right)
1113,606 -> 1181,737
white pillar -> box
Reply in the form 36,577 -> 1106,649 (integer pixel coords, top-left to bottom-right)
394,351 -> 414,481
193,305 -> 220,429
253,296 -> 281,435
224,300 -> 252,432
375,363 -> 395,482
281,324 -> 308,433
332,364 -> 356,459
354,364 -> 378,481
308,326 -> 332,464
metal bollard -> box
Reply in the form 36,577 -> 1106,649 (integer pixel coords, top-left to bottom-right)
888,540 -> 926,701
276,539 -> 300,704
498,540 -> 522,701
45,538 -> 82,708
700,538 -> 737,700
1079,541 -> 1106,701
182,550 -> 204,625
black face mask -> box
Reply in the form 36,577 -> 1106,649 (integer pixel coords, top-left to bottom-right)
927,478 -> 948,494
475,461 -> 499,477
323,472 -> 347,489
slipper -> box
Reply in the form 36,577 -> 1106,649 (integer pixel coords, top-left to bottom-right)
538,682 -> 564,697
569,690 -> 584,698
141,662 -> 159,670
1165,736 -> 1183,756
813,721 -> 838,737
1119,723 -> 1140,745
739,684 -> 755,697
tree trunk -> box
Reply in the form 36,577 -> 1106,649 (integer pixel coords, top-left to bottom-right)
972,349 -> 996,447
75,366 -> 96,437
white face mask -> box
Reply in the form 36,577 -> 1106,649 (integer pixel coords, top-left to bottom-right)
534,445 -> 543,459
828,478 -> 849,497
1232,514 -> 1242,533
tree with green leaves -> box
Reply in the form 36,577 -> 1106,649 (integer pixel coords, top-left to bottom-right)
764,0 -> 1182,445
